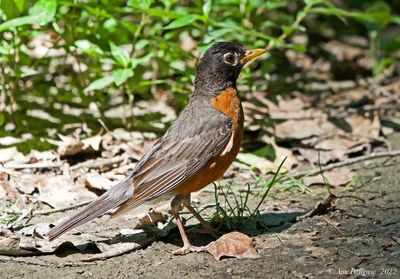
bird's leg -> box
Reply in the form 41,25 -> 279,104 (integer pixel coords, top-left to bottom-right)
181,194 -> 218,238
170,195 -> 202,255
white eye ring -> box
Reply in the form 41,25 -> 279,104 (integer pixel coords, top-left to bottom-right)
223,52 -> 237,65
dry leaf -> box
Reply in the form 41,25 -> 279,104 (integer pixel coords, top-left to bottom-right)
26,150 -> 58,163
346,114 -> 380,139
202,231 -> 261,261
236,153 -> 274,172
82,135 -> 102,151
275,118 -> 339,140
0,147 -> 24,163
0,172 -> 18,199
132,208 -> 169,229
0,224 -> 106,256
314,136 -> 361,160
0,134 -> 33,146
85,172 -> 115,192
0,228 -> 33,256
303,168 -> 355,186
38,175 -> 96,208
298,148 -> 332,165
57,134 -> 102,157
14,174 -> 37,195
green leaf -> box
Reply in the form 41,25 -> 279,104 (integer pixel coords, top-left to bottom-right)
0,0 -> 25,19
311,7 -> 366,22
128,0 -> 153,10
286,44 -> 307,52
83,5 -> 112,18
84,76 -> 115,92
0,112 -> 4,126
110,42 -> 131,68
29,0 -> 56,24
373,57 -> 394,75
131,52 -> 152,69
0,0 -> 56,31
114,68 -> 134,86
13,0 -> 25,12
254,144 -> 276,161
164,15 -> 199,29
365,1 -> 391,30
0,15 -> 34,31
75,40 -> 104,55
203,0 -> 212,17
391,16 -> 400,25
20,66 -> 38,78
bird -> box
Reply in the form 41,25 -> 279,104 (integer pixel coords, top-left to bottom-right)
47,42 -> 266,255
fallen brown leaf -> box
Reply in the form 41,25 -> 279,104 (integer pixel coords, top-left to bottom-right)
201,231 -> 261,261
132,208 -> 169,229
57,134 -> 102,157
0,172 -> 18,199
38,175 -> 96,208
0,147 -> 24,163
85,172 -> 115,192
346,114 -> 380,139
297,148 -> 332,165
303,168 -> 355,186
275,118 -> 339,140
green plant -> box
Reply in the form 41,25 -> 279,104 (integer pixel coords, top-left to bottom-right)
0,0 -> 398,150
209,157 -> 287,232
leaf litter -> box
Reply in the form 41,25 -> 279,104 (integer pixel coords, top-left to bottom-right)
0,36 -> 400,263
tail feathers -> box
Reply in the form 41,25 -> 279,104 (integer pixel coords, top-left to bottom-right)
47,177 -> 134,241
111,198 -> 144,218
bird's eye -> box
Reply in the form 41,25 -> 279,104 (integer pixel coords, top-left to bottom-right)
223,53 -> 236,65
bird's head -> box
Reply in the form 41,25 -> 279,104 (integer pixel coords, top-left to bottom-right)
194,42 -> 266,96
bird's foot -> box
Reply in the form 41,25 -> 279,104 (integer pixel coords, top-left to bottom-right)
172,244 -> 205,255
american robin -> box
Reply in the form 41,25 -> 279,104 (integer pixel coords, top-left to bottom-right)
48,42 -> 266,255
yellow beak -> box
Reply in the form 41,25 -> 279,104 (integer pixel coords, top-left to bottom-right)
240,48 -> 267,65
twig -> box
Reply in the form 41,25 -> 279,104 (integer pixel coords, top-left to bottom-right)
2,162 -> 64,170
322,217 -> 345,236
81,242 -> 146,262
274,234 -> 287,248
0,256 -> 96,267
0,166 -> 19,175
35,200 -> 92,216
298,193 -> 337,220
292,150 -> 400,178
69,155 -> 128,171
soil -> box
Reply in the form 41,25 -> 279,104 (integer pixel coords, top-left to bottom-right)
1,152 -> 399,279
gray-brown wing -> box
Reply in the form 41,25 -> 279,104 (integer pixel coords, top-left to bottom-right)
48,98 -> 231,240
112,100 -> 232,215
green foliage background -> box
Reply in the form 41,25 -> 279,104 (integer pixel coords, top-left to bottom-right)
0,0 -> 399,151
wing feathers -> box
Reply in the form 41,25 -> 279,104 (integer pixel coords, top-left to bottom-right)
48,98 -> 233,240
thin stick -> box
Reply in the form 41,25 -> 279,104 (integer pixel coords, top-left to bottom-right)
35,200 -> 91,216
0,256 -> 96,267
82,242 -> 145,262
322,217 -> 345,236
292,150 -> 400,178
2,162 -> 63,170
69,155 -> 128,171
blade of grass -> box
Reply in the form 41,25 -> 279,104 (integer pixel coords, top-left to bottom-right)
252,157 -> 287,216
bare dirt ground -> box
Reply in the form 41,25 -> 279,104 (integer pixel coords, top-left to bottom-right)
1,139 -> 399,278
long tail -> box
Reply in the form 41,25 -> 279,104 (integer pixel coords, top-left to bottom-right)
47,177 -> 134,241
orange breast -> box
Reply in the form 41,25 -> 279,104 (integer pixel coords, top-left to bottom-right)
174,87 -> 244,195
